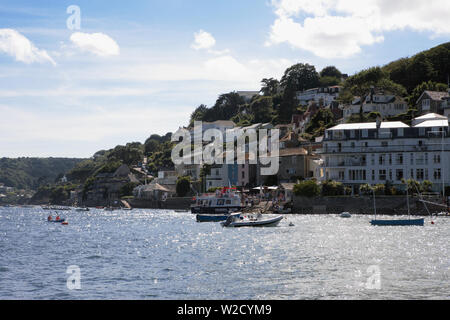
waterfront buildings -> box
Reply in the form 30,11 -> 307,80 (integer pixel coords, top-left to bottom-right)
319,113 -> 450,193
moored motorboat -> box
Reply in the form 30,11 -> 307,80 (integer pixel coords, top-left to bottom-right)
221,213 -> 283,228
191,187 -> 244,214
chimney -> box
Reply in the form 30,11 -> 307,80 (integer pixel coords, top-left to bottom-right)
376,116 -> 382,129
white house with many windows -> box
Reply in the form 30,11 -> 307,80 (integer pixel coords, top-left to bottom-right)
319,114 -> 450,193
296,86 -> 341,106
342,93 -> 407,120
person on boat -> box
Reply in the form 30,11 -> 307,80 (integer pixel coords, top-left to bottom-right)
47,215 -> 52,221
56,215 -> 60,221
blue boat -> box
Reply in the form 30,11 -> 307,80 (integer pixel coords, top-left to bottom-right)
370,218 -> 424,226
196,212 -> 240,223
370,186 -> 424,226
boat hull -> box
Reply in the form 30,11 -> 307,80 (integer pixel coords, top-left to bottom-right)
196,213 -> 240,222
191,206 -> 244,214
370,218 -> 424,226
223,215 -> 283,228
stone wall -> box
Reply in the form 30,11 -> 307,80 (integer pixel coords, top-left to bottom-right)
129,197 -> 192,210
293,195 -> 444,215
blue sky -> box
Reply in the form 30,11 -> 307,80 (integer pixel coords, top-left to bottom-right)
0,0 -> 449,157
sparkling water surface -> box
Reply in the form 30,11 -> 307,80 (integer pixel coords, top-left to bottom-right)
0,207 -> 448,300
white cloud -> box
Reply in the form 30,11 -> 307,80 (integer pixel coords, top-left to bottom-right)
191,29 -> 216,50
0,28 -> 56,65
70,32 -> 120,56
267,0 -> 450,58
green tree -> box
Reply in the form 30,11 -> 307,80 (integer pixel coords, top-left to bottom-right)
320,66 -> 343,79
260,78 -> 280,96
189,104 -> 208,125
321,180 -> 345,196
144,138 -> 160,155
249,96 -> 274,123
293,180 -> 320,197
176,176 -> 191,197
305,108 -> 335,137
278,63 -> 320,122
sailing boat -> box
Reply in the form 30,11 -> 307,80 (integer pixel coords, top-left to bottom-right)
370,185 -> 424,226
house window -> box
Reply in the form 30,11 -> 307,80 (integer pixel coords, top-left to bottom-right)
425,153 -> 428,165
372,170 -> 375,180
416,169 -> 424,180
434,169 -> 441,180
422,99 -> 430,110
396,169 -> 403,181
389,169 -> 392,181
419,128 -> 425,136
410,153 -> 414,165
379,170 -> 387,181
381,141 -> 388,148
410,169 -> 414,179
398,128 -> 404,137
362,129 -> 368,138
339,171 -> 345,180
396,153 -> 403,165
434,154 -> 441,164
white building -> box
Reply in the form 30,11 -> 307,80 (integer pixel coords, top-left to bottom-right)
319,114 -> 450,193
296,86 -> 341,106
342,94 -> 407,120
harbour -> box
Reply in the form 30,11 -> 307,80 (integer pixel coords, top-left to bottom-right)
0,206 -> 448,300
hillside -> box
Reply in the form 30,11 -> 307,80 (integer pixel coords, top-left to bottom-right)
0,158 -> 85,190
383,42 -> 450,92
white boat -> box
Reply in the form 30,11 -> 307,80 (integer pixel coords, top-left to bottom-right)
191,187 -> 244,214
221,213 -> 283,228
75,207 -> 89,212
340,212 -> 351,218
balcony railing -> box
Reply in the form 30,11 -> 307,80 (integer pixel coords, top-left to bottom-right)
318,144 -> 450,154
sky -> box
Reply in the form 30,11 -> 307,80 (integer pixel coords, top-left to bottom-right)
0,0 -> 449,158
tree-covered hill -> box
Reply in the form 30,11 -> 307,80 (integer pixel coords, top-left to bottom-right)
382,42 -> 450,93
0,158 -> 85,190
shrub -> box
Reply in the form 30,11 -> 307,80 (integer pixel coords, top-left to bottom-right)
176,176 -> 191,197
321,180 -> 344,196
293,180 -> 320,197
359,183 -> 373,195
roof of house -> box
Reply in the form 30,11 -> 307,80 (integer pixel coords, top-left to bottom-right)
414,113 -> 447,120
279,147 -> 308,157
327,121 -> 409,130
416,90 -> 450,104
413,119 -> 449,128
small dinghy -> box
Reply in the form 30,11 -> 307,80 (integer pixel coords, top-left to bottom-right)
221,213 -> 283,228
340,212 -> 351,218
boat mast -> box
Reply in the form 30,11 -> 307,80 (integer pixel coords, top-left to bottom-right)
441,126 -> 445,203
373,187 -> 377,219
406,183 -> 410,219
